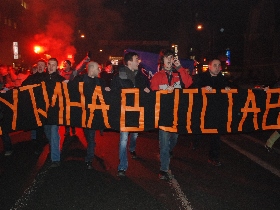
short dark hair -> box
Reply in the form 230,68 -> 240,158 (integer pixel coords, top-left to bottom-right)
208,58 -> 220,65
124,52 -> 138,66
48,58 -> 58,65
37,58 -> 47,65
64,60 -> 71,66
158,49 -> 174,69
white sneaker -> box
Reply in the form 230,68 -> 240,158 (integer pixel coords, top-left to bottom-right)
4,150 -> 13,156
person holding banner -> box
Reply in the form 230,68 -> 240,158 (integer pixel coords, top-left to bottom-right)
43,58 -> 66,168
69,61 -> 109,169
150,49 -> 193,180
193,58 -> 230,167
22,59 -> 48,155
110,52 -> 150,177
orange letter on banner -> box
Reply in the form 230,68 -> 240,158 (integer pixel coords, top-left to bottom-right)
50,82 -> 64,125
120,88 -> 144,132
0,89 -> 19,130
63,82 -> 86,127
221,89 -> 238,132
200,89 -> 218,133
19,83 -> 49,126
238,89 -> 261,131
183,89 -> 199,133
87,86 -> 110,128
159,89 -> 180,132
154,90 -> 166,128
262,88 -> 280,130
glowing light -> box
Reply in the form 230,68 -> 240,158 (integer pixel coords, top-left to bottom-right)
81,34 -> 85,38
99,49 -> 103,52
34,46 -> 42,54
197,24 -> 203,30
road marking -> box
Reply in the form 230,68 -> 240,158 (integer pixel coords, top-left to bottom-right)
221,136 -> 280,178
169,178 -> 193,210
240,134 -> 280,154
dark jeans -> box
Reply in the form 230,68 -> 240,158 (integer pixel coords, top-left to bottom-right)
83,128 -> 96,162
1,132 -> 12,152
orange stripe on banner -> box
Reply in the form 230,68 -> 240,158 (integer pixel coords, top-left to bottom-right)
262,88 -> 280,130
183,89 -> 199,133
221,89 -> 238,132
120,88 -> 144,132
238,89 -> 261,131
51,82 -> 64,125
87,86 -> 110,128
20,84 -> 44,126
200,89 -> 218,133
159,89 -> 180,132
0,89 -> 19,130
155,90 -> 167,128
39,82 -> 50,117
63,82 -> 86,127
0,126 -> 2,135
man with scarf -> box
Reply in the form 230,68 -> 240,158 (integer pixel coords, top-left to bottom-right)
150,49 -> 193,181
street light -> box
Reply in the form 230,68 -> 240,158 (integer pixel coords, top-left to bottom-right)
197,24 -> 203,30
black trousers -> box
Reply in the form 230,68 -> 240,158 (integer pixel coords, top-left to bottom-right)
209,134 -> 221,161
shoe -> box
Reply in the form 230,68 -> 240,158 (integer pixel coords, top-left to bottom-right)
50,161 -> 61,168
208,159 -> 222,167
86,161 -> 93,170
169,151 -> 173,158
130,151 -> 137,159
159,170 -> 174,181
265,145 -> 273,152
117,170 -> 126,177
4,150 -> 13,156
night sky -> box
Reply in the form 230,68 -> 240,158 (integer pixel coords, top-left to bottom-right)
24,0 -> 279,65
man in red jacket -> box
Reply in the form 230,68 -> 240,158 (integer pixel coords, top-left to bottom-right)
150,49 -> 192,180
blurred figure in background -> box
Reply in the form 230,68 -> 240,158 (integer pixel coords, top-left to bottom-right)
8,67 -> 29,87
59,60 -> 76,136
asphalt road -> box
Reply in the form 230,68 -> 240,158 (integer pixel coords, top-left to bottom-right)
1,128 -> 280,210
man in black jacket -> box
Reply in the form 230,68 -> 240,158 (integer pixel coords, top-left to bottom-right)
22,59 -> 48,155
43,58 -> 66,167
69,61 -> 109,169
193,58 -> 231,166
110,52 -> 150,177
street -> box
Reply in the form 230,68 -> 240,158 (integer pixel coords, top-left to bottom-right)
1,128 -> 280,210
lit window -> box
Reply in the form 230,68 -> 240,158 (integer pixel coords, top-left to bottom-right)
14,22 -> 17,29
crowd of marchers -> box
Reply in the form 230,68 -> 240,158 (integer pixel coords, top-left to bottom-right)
1,49 -> 276,181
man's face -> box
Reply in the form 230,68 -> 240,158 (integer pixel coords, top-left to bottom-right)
163,55 -> 174,70
37,61 -> 46,73
48,60 -> 58,74
128,55 -> 139,71
208,59 -> 221,76
62,61 -> 70,71
87,63 -> 100,78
